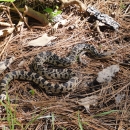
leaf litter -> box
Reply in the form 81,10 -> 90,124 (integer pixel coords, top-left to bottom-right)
0,0 -> 130,129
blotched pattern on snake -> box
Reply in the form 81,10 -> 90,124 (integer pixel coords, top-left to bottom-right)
0,43 -> 107,100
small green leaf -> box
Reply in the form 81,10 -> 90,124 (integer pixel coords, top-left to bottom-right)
93,110 -> 119,117
55,6 -> 59,9
44,7 -> 62,21
120,0 -> 126,9
78,111 -> 83,130
44,8 -> 53,14
52,12 -> 57,17
120,4 -> 126,9
52,10 -> 62,17
56,10 -> 62,15
29,90 -> 35,95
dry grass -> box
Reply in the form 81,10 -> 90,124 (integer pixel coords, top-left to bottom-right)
0,0 -> 130,130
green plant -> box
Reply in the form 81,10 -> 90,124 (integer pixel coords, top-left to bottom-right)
24,110 -> 46,130
92,110 -> 119,117
29,89 -> 35,95
0,94 -> 22,130
120,0 -> 126,9
44,6 -> 62,21
77,111 -> 83,130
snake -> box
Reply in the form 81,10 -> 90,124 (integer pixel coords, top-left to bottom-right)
0,43 -> 107,101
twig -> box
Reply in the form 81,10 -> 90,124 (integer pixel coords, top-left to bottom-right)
106,82 -> 130,103
0,22 -> 12,27
11,2 -> 31,30
0,33 -> 13,58
59,0 -> 86,12
95,20 -> 104,39
5,6 -> 13,27
124,4 -> 130,14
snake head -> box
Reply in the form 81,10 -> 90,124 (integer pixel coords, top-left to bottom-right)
99,51 -> 115,59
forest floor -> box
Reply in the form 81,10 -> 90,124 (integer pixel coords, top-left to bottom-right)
0,0 -> 130,130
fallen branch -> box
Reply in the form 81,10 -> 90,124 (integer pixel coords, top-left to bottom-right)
59,0 -> 86,12
24,5 -> 49,26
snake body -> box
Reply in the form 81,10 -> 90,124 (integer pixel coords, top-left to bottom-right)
0,43 -> 106,100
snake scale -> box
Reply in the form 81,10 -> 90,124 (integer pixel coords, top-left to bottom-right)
0,43 -> 107,101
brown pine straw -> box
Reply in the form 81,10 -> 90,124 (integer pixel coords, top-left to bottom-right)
0,0 -> 130,129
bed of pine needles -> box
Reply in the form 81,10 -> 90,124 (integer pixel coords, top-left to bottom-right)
0,0 -> 130,129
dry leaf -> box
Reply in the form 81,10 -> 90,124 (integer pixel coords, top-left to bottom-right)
0,22 -> 13,27
27,33 -> 56,46
0,27 -> 15,37
78,95 -> 98,112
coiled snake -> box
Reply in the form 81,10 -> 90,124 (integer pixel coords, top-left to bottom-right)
0,43 -> 107,101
